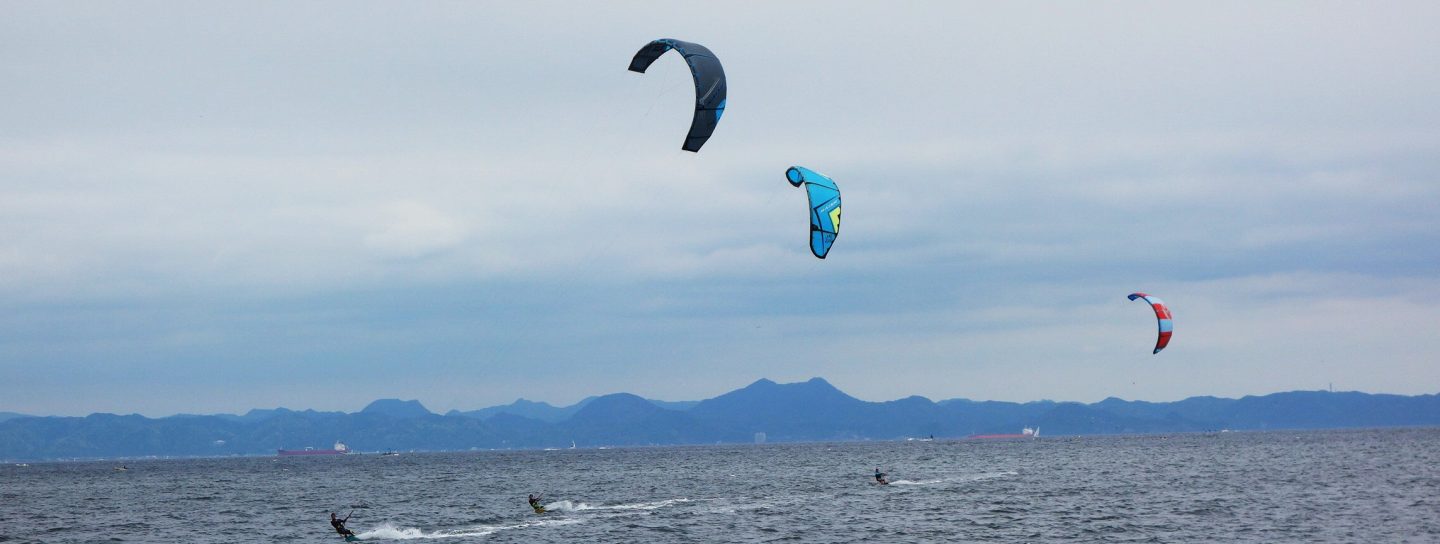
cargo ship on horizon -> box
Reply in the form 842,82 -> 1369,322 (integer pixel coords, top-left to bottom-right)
277,441 -> 349,456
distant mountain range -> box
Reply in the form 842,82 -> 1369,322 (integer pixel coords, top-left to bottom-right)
0,412 -> 31,423
442,396 -> 698,422
2,378 -> 1437,461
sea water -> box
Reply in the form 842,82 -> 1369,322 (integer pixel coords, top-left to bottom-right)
2,428 -> 1437,543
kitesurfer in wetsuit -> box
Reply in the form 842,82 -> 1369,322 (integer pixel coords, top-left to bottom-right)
528,494 -> 544,513
874,467 -> 888,485
330,512 -> 354,537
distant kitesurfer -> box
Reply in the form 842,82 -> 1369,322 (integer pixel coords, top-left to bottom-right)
874,467 -> 888,485
330,512 -> 354,537
528,494 -> 545,513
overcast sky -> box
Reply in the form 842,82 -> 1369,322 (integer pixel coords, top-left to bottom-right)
3,1 -> 1438,416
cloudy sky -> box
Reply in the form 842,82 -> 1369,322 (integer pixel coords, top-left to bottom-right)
3,1 -> 1438,416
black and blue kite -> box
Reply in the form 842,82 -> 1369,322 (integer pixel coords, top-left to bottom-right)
628,39 -> 727,152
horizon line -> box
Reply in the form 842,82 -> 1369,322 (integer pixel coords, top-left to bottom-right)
5,378 -> 1430,420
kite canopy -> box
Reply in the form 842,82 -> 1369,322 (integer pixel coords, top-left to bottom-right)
786,166 -> 841,259
628,39 -> 727,152
1128,292 -> 1173,354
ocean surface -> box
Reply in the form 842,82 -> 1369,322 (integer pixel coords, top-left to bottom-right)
3,428 -> 1437,543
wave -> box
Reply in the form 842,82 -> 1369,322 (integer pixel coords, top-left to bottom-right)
353,518 -> 579,540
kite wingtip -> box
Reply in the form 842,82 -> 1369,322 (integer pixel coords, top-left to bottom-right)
785,167 -> 805,186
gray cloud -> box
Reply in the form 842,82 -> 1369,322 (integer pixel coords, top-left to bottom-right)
2,2 -> 1438,415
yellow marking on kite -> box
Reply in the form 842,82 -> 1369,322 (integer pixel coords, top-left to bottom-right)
829,206 -> 842,231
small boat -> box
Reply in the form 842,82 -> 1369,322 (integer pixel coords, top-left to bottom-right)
381,450 -> 399,456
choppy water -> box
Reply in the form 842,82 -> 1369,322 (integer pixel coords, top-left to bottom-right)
3,428 -> 1437,543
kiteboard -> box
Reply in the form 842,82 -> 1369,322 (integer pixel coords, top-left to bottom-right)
343,535 -> 362,542
532,506 -> 547,515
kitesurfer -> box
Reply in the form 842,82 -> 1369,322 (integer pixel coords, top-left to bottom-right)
874,467 -> 888,485
528,494 -> 545,513
330,512 -> 355,537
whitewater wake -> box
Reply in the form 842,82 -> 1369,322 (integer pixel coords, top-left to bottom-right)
969,470 -> 1019,481
543,498 -> 691,512
888,479 -> 944,486
348,499 -> 692,539
885,471 -> 1016,487
354,518 -> 579,540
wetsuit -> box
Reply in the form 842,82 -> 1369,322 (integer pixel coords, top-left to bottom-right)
331,515 -> 354,536
528,495 -> 544,512
874,470 -> 887,484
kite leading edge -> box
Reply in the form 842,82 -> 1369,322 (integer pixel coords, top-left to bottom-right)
1128,292 -> 1173,354
628,39 -> 727,152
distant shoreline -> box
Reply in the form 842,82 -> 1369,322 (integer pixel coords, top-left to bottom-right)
6,426 -> 1437,465
4,379 -> 1437,462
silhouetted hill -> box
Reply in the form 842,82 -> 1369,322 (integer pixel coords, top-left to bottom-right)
1033,403 -> 1209,435
447,398 -> 591,422
569,394 -> 663,423
212,407 -> 347,423
0,412 -> 32,423
691,378 -> 872,440
561,394 -> 729,445
483,413 -> 563,449
1085,391 -> 1440,430
2,380 -> 1437,461
361,399 -> 433,419
648,399 -> 699,411
859,396 -> 949,438
448,396 -> 691,422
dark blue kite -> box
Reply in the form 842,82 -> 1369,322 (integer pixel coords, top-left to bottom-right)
786,166 -> 842,259
628,39 -> 727,152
